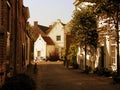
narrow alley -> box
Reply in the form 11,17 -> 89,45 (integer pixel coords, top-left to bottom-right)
26,61 -> 120,90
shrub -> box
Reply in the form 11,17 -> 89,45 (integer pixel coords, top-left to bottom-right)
94,67 -> 112,77
48,52 -> 60,61
84,65 -> 92,74
112,72 -> 120,83
93,68 -> 99,74
97,67 -> 106,76
104,68 -> 112,77
113,76 -> 120,83
69,55 -> 79,69
73,63 -> 79,69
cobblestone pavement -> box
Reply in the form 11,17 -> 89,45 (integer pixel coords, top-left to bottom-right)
26,61 -> 120,90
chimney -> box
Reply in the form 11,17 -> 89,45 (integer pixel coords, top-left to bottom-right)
26,22 -> 29,26
57,19 -> 61,23
34,21 -> 38,26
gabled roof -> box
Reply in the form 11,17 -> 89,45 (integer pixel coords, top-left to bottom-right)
45,25 -> 53,34
38,25 -> 49,33
42,36 -> 55,45
45,19 -> 65,34
29,22 -> 47,41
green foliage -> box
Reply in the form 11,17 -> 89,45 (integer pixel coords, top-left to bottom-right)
93,67 -> 112,77
71,8 -> 98,48
48,51 -> 59,61
82,65 -> 92,74
112,71 -> 120,83
67,44 -> 78,69
95,0 -> 119,15
113,76 -> 120,83
69,55 -> 79,69
67,44 -> 77,60
68,44 -> 77,55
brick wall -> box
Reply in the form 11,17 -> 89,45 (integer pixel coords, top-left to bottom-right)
0,0 -> 30,86
0,0 -> 9,87
9,0 -> 30,74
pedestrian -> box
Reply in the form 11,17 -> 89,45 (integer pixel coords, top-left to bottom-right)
33,62 -> 37,74
66,55 -> 70,68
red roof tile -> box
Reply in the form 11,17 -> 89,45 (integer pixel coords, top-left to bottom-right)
42,36 -> 55,45
30,25 -> 47,41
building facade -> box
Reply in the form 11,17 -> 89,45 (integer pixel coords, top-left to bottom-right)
47,19 -> 65,59
0,0 -> 30,87
34,35 -> 55,61
73,0 -> 120,71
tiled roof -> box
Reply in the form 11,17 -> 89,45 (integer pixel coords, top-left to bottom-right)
30,25 -> 46,41
38,25 -> 49,33
45,25 -> 53,34
42,36 -> 55,45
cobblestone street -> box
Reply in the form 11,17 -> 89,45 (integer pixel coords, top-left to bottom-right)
26,61 -> 120,90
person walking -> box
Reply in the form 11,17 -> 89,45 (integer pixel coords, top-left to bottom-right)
33,62 -> 37,74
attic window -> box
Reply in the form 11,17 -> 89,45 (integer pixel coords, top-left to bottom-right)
56,35 -> 61,41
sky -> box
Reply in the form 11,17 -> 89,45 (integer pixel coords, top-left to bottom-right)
24,0 -> 75,26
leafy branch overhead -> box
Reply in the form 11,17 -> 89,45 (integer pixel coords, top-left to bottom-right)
70,7 -> 98,48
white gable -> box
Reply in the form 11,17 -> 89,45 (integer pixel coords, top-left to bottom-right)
47,20 -> 66,59
34,35 -> 46,60
48,21 -> 65,48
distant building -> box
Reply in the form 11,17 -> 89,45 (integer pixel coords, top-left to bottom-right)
34,35 -> 55,61
30,19 -> 67,60
47,19 -> 66,59
30,21 -> 55,61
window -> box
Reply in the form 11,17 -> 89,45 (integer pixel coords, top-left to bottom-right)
0,33 -> 4,38
56,35 -> 61,41
37,51 -> 41,56
0,33 -> 4,59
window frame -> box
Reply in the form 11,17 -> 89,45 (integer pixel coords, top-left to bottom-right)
56,35 -> 61,41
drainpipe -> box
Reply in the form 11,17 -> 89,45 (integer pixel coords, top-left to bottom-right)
13,0 -> 18,75
84,31 -> 87,70
116,3 -> 120,76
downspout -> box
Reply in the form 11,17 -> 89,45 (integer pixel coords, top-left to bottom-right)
116,3 -> 120,76
14,0 -> 18,75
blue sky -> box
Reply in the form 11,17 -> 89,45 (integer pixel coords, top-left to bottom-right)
24,0 -> 75,26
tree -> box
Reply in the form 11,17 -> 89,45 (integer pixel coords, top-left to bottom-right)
68,44 -> 78,69
70,7 -> 98,70
75,0 -> 120,76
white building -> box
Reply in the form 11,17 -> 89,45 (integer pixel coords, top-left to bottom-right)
73,0 -> 120,71
34,35 -> 55,61
47,19 -> 66,59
